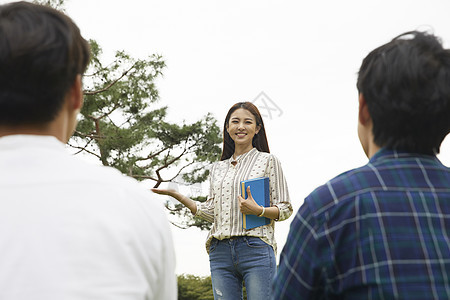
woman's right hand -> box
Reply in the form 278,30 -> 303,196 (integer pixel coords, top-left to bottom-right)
151,188 -> 197,214
151,188 -> 178,197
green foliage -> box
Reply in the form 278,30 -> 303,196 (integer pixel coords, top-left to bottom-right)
177,274 -> 248,300
33,0 -> 66,11
35,0 -> 222,230
71,41 -> 222,229
70,40 -> 222,190
168,196 -> 212,230
177,274 -> 213,300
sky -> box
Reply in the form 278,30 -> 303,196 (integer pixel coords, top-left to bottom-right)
4,0 -> 450,276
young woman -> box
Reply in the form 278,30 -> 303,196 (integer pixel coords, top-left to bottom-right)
152,102 -> 292,300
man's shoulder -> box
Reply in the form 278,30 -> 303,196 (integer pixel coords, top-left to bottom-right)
77,160 -> 132,182
304,150 -> 450,218
73,159 -> 154,197
304,164 -> 374,216
69,159 -> 169,228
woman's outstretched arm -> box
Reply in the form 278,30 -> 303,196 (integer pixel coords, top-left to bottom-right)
151,189 -> 197,214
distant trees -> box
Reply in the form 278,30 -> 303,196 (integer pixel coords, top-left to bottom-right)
177,274 -> 248,300
177,274 -> 213,300
33,0 -> 65,10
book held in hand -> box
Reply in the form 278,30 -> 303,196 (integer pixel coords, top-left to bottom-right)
241,177 -> 271,230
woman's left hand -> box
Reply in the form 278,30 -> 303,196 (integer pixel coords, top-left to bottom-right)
238,186 -> 264,216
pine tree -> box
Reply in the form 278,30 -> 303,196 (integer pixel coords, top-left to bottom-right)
34,0 -> 221,230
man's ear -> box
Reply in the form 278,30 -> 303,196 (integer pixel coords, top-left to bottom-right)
358,93 -> 371,126
69,74 -> 83,110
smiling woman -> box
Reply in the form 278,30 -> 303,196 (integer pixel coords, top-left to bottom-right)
152,101 -> 293,299
221,102 -> 270,160
227,108 -> 259,154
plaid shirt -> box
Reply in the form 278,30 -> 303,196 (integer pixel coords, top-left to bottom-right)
272,149 -> 450,300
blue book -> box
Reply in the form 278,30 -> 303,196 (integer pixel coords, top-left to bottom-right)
241,177 -> 271,230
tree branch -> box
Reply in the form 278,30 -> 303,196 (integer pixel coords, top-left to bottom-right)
83,60 -> 119,78
164,203 -> 184,212
134,146 -> 171,162
130,174 -> 160,182
154,148 -> 187,186
72,138 -> 95,155
83,62 -> 137,95
157,148 -> 187,173
169,221 -> 190,230
168,161 -> 195,182
87,98 -> 121,122
67,142 -> 102,160
74,130 -> 105,140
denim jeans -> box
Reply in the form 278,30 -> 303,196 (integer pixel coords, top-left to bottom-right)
209,236 -> 276,300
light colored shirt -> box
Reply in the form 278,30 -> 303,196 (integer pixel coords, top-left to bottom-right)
0,135 -> 177,300
195,148 -> 292,254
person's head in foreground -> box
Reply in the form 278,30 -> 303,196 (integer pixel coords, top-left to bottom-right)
356,30 -> 450,157
0,1 -> 90,140
0,2 -> 177,299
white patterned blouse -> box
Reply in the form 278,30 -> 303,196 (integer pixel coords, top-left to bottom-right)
195,148 -> 293,254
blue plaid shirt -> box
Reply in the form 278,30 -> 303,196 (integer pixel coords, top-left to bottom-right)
272,149 -> 450,300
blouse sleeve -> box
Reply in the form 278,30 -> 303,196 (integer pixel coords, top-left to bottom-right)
267,154 -> 293,221
193,164 -> 215,223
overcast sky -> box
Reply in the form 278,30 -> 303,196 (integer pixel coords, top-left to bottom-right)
5,0 -> 450,276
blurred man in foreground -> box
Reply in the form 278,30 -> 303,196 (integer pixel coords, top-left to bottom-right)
0,2 -> 176,299
273,31 -> 450,299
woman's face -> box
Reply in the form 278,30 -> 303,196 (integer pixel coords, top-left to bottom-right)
227,108 -> 260,148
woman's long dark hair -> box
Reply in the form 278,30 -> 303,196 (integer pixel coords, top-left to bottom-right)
220,102 -> 270,160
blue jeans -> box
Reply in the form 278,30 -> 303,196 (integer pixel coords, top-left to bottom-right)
209,236 -> 276,300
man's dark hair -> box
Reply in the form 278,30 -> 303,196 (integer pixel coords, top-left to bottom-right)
357,31 -> 450,155
0,1 -> 90,126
